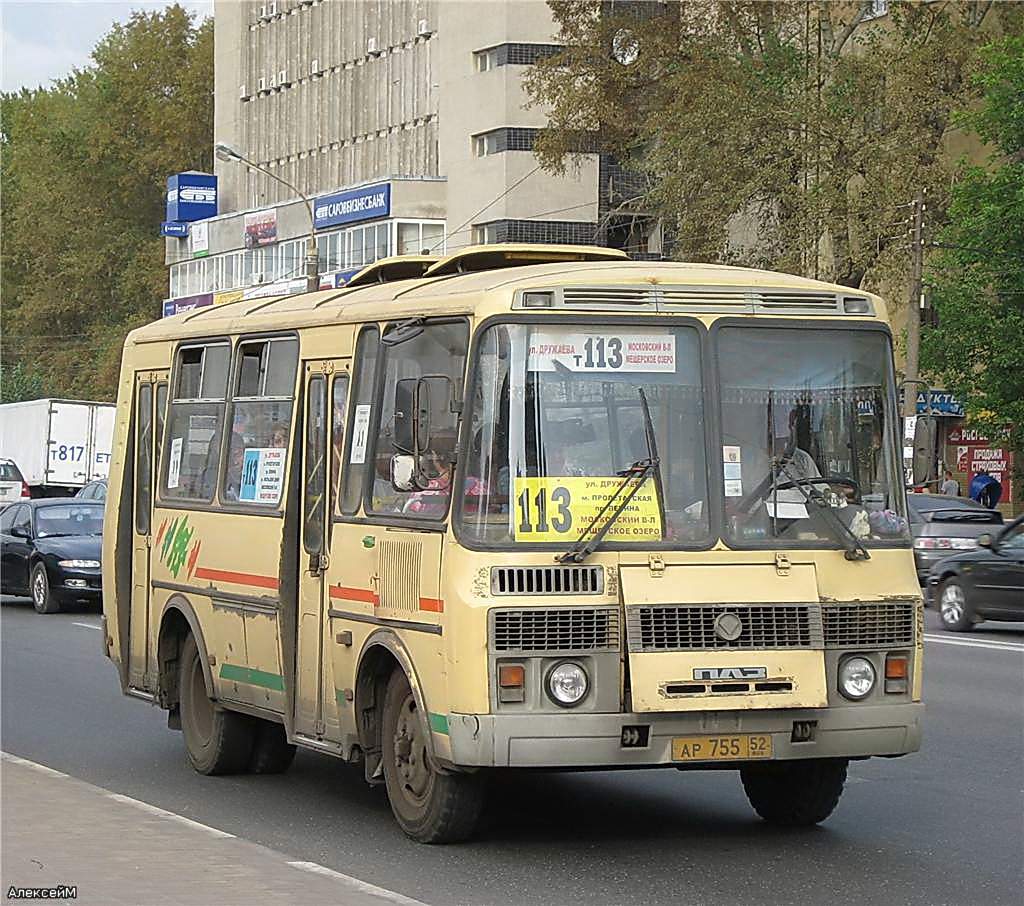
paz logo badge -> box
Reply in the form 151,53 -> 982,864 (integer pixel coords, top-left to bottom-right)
713,611 -> 744,642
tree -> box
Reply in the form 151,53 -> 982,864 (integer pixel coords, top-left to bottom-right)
0,5 -> 212,400
920,36 -> 1024,490
1,362 -> 45,404
525,1 -> 1018,292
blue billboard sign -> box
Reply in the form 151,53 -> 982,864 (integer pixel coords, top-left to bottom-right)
162,292 -> 214,318
161,221 -> 189,238
166,172 -> 218,223
915,390 -> 964,417
314,183 -> 390,230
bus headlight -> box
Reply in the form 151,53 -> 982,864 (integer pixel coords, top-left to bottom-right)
838,656 -> 876,701
546,661 -> 589,707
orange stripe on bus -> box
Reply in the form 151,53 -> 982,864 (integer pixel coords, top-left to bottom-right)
419,597 -> 444,613
193,567 -> 279,590
329,585 -> 379,605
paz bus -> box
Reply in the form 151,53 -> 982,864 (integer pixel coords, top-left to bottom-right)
102,245 -> 923,842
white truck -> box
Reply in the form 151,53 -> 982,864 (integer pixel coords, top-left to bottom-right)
0,399 -> 115,496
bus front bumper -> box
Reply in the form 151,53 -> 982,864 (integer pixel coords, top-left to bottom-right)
442,702 -> 923,769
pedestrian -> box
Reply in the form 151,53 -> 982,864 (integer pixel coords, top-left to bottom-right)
940,469 -> 959,496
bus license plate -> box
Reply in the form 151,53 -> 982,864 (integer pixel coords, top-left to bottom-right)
671,734 -> 773,762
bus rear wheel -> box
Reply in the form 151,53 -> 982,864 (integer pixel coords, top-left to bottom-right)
381,669 -> 483,843
740,758 -> 847,826
179,634 -> 254,775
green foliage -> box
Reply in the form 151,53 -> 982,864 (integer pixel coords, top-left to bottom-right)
921,37 -> 1024,476
1,5 -> 212,400
1,362 -> 45,404
526,1 -> 1018,290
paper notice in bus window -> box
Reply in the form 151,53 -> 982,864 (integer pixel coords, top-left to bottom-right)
527,331 -> 676,373
350,404 -> 372,464
722,445 -> 741,464
766,500 -> 808,519
239,448 -> 286,504
724,462 -> 742,481
167,437 -> 182,489
723,479 -> 743,497
512,476 -> 663,543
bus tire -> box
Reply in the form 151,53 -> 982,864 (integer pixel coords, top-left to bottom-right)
381,669 -> 483,843
740,758 -> 847,826
249,720 -> 296,774
179,633 -> 254,775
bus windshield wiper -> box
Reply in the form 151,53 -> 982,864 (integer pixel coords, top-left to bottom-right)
558,389 -> 665,564
774,459 -> 870,562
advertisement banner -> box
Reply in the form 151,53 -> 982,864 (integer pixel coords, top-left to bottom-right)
190,221 -> 209,257
162,293 -> 214,318
214,290 -> 244,306
161,221 -> 188,238
244,209 -> 277,248
314,183 -> 390,230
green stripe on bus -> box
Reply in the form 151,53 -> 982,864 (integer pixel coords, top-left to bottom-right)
428,712 -> 449,735
336,688 -> 347,706
219,663 -> 285,692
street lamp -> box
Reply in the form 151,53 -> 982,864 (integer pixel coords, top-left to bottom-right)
215,140 -> 320,294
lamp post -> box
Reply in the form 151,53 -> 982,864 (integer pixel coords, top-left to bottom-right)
215,141 -> 320,294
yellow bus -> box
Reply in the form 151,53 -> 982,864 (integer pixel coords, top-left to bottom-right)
103,245 -> 923,842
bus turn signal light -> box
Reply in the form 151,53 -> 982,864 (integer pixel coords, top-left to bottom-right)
498,664 -> 526,703
885,654 -> 908,694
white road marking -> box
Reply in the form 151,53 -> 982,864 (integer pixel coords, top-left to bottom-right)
105,793 -> 236,839
72,621 -> 100,630
286,861 -> 430,906
0,751 -> 69,778
924,633 -> 1024,652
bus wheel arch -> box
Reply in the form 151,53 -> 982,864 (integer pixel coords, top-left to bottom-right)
157,595 -> 214,712
354,631 -> 440,786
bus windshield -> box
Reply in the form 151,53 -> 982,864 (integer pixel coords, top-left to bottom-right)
460,323 -> 709,547
719,326 -> 908,546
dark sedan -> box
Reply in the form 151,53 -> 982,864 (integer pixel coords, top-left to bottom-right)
908,493 -> 1003,584
0,499 -> 104,614
927,514 -> 1024,631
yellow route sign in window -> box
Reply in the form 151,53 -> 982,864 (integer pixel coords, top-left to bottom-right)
512,476 -> 663,543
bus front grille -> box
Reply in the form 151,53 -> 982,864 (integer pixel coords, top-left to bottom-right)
626,604 -> 822,652
822,602 -> 915,649
491,607 -> 620,653
491,565 -> 604,596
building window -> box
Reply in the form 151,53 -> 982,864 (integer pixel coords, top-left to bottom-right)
473,128 -> 539,156
865,0 -> 889,19
474,43 -> 562,70
397,220 -> 445,256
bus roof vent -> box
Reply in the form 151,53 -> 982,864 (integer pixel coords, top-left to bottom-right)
424,244 -> 627,278
752,291 -> 842,314
344,255 -> 440,288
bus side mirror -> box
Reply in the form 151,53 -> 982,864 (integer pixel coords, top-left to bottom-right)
911,416 -> 936,486
394,378 -> 430,455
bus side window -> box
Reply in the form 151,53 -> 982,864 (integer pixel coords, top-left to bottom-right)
303,375 -> 326,555
341,328 -> 380,515
162,342 -> 230,502
222,337 -> 298,507
368,320 -> 469,519
134,383 -> 153,534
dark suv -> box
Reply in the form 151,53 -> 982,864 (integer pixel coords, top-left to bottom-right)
908,493 -> 1003,584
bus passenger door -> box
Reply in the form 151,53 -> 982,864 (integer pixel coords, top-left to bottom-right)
295,361 -> 350,742
128,372 -> 167,690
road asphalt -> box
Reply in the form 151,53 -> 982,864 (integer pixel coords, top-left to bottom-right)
2,598 -> 1022,906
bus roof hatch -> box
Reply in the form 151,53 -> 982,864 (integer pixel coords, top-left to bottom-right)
423,244 -> 628,278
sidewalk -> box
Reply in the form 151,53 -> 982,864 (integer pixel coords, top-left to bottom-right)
1,753 -> 425,906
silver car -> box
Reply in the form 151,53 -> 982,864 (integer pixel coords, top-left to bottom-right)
908,493 -> 1004,584
0,459 -> 28,509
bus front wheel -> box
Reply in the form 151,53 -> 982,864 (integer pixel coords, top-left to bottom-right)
381,669 -> 483,843
740,758 -> 847,826
179,633 -> 254,775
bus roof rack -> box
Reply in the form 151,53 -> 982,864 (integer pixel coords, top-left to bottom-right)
423,244 -> 628,278
344,255 -> 441,288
